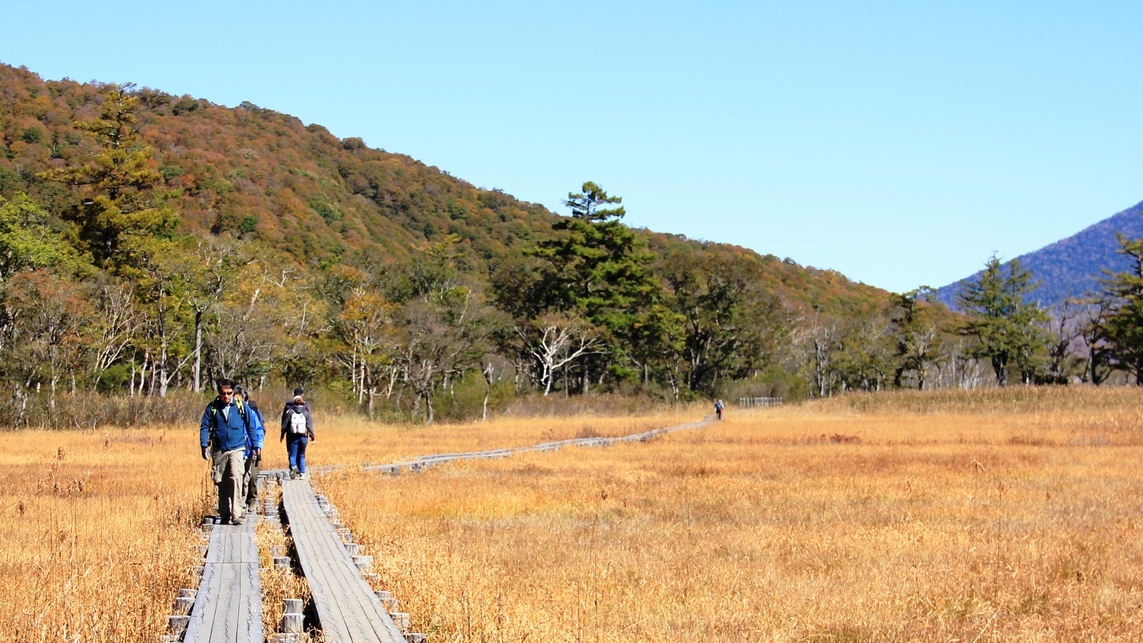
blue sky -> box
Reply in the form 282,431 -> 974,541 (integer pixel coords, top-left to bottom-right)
4,1 -> 1142,293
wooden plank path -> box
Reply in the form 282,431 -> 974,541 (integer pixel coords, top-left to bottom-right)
281,478 -> 407,643
181,519 -> 264,643
263,416 -> 713,480
358,416 -> 713,475
158,415 -> 707,642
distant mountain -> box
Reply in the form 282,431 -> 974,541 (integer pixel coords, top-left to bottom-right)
935,201 -> 1143,310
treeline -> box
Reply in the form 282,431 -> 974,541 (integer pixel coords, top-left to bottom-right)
806,246 -> 1143,395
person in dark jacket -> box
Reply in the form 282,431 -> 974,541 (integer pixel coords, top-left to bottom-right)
233,385 -> 266,514
200,378 -> 261,524
280,387 -> 315,479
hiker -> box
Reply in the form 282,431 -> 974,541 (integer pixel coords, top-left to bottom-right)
280,387 -> 315,479
715,399 -> 724,420
233,385 -> 266,514
200,378 -> 261,525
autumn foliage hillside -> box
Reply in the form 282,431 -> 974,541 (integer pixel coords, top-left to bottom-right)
0,62 -> 884,316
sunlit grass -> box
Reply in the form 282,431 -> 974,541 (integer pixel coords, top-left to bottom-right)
0,406 -> 699,642
0,427 -> 209,641
315,387 -> 1143,641
5,388 -> 1142,641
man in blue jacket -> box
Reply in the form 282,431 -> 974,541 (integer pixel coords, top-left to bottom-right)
200,378 -> 261,525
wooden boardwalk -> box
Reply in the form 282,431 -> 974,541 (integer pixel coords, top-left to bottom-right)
182,519 -> 264,643
359,416 -> 712,475
172,417 -> 710,642
282,478 -> 407,643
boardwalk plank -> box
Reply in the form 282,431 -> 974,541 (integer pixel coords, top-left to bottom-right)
183,519 -> 264,643
283,479 -> 405,643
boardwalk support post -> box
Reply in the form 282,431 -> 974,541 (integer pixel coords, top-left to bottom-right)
172,595 -> 195,615
281,597 -> 305,637
281,612 -> 304,634
376,590 -> 398,612
168,615 -> 190,637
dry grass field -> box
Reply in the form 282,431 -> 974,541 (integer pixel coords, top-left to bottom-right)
0,426 -> 209,641
3,388 -> 1142,642
0,403 -> 699,642
316,388 -> 1143,642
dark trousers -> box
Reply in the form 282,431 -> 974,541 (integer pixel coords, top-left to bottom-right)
244,455 -> 261,507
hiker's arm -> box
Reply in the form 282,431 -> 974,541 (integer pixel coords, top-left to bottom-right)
199,406 -> 212,459
249,412 -> 264,457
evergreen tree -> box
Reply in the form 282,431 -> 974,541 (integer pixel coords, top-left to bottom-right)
1099,229 -> 1143,384
38,84 -> 178,269
890,288 -> 942,389
524,182 -> 661,387
957,255 -> 1048,386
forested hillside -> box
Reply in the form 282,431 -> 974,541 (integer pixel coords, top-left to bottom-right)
0,63 -> 888,312
0,62 -> 961,424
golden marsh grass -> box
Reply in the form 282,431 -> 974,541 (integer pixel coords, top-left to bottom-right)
3,388 -> 1142,641
0,427 -> 209,641
315,388 -> 1143,641
0,408 -> 691,642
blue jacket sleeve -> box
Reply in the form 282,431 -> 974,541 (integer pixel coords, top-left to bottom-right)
200,405 -> 213,449
250,408 -> 265,449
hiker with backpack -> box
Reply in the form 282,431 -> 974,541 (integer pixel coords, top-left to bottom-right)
233,385 -> 266,514
280,387 -> 315,479
200,378 -> 262,525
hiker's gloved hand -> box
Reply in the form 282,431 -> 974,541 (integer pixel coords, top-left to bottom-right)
254,448 -> 262,458
201,446 -> 209,460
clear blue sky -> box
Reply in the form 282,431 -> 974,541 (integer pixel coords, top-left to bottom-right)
4,1 -> 1141,293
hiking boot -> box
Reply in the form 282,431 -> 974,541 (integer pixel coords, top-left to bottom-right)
229,517 -> 243,526
247,501 -> 257,514
289,466 -> 299,479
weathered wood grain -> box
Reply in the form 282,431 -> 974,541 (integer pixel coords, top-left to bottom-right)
282,479 -> 406,643
182,518 -> 264,643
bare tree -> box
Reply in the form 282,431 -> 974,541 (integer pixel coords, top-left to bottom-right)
1076,297 -> 1113,385
795,315 -> 841,398
90,281 -> 141,389
177,237 -> 252,392
516,313 -> 603,396
334,289 -> 396,417
395,287 -> 498,423
6,270 -> 93,407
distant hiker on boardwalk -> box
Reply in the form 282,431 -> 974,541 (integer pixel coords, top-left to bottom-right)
715,399 -> 724,420
233,385 -> 266,514
200,378 -> 261,525
281,387 -> 315,479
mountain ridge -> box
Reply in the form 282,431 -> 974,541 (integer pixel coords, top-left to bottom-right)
935,200 -> 1143,310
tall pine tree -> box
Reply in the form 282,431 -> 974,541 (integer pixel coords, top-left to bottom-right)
1099,227 -> 1143,384
38,84 -> 178,270
957,255 -> 1047,385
